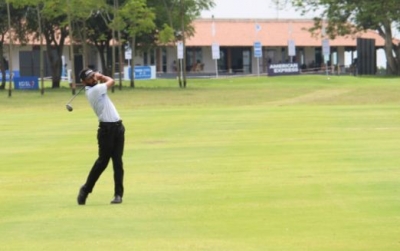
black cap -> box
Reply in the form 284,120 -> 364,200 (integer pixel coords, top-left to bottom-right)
79,68 -> 95,81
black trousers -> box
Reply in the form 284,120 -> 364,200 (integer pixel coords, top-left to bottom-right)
83,121 -> 125,197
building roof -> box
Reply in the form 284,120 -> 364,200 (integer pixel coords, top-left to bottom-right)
186,19 -> 387,47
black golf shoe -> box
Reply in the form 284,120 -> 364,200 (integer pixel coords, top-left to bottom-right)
110,195 -> 122,204
77,186 -> 88,205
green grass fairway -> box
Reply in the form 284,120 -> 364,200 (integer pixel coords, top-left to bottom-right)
0,75 -> 399,250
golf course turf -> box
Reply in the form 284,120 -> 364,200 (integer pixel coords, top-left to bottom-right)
0,75 -> 399,250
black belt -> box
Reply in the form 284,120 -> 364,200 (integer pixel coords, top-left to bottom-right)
99,120 -> 123,127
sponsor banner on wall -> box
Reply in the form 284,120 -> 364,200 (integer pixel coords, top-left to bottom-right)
133,66 -> 151,80
268,63 -> 300,76
14,77 -> 39,90
126,66 -> 156,80
0,70 -> 20,81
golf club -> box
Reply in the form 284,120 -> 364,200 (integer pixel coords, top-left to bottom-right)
65,85 -> 85,112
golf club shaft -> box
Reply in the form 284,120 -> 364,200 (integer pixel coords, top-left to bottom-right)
66,85 -> 85,105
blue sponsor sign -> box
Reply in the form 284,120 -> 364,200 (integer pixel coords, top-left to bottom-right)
0,70 -> 20,81
129,66 -> 152,80
254,41 -> 262,58
14,77 -> 39,90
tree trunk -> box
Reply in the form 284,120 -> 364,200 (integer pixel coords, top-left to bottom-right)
95,43 -> 109,76
130,36 -> 135,88
392,45 -> 400,75
0,43 -> 5,90
48,51 -> 63,88
44,41 -> 63,88
180,0 -> 187,88
380,22 -> 397,75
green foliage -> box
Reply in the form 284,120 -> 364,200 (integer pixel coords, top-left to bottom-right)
158,24 -> 175,44
0,2 -> 28,43
2,0 -> 214,84
293,0 -> 399,36
17,0 -> 73,88
147,0 -> 215,44
119,0 -> 155,39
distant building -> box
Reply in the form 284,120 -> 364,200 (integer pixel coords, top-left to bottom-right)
154,19 -> 387,75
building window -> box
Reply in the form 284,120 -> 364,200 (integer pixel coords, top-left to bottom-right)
161,48 -> 167,72
143,52 -> 148,65
186,47 -> 202,71
150,49 -> 155,65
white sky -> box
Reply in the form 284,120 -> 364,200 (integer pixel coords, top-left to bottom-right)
201,0 -> 311,19
201,0 -> 387,67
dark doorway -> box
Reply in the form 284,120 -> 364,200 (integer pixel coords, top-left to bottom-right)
218,48 -> 228,72
357,38 -> 376,75
231,48 -> 243,72
314,47 -> 323,67
230,47 -> 252,73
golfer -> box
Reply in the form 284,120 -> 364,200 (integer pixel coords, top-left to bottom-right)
77,68 -> 125,205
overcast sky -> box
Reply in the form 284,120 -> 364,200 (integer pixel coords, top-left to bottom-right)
201,0 -> 312,19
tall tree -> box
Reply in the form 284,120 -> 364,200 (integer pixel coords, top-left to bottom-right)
119,0 -> 155,88
14,0 -> 70,88
83,0 -> 125,77
67,0 -> 102,86
0,1 -> 26,90
10,0 -> 68,88
148,0 -> 215,87
292,0 -> 400,75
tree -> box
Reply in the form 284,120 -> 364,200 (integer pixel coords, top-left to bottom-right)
292,0 -> 400,75
82,0 -> 130,79
119,0 -> 156,88
13,0 -> 69,88
14,0 -> 99,89
147,0 -> 215,87
67,0 -> 102,92
3,0 -> 214,90
0,1 -> 26,90
68,0 -> 100,69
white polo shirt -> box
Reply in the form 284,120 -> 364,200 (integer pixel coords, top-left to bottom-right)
85,84 -> 120,122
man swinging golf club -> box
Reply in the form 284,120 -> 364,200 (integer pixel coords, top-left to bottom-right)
77,68 -> 125,205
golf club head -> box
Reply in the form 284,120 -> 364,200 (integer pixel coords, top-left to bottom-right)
66,104 -> 73,112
